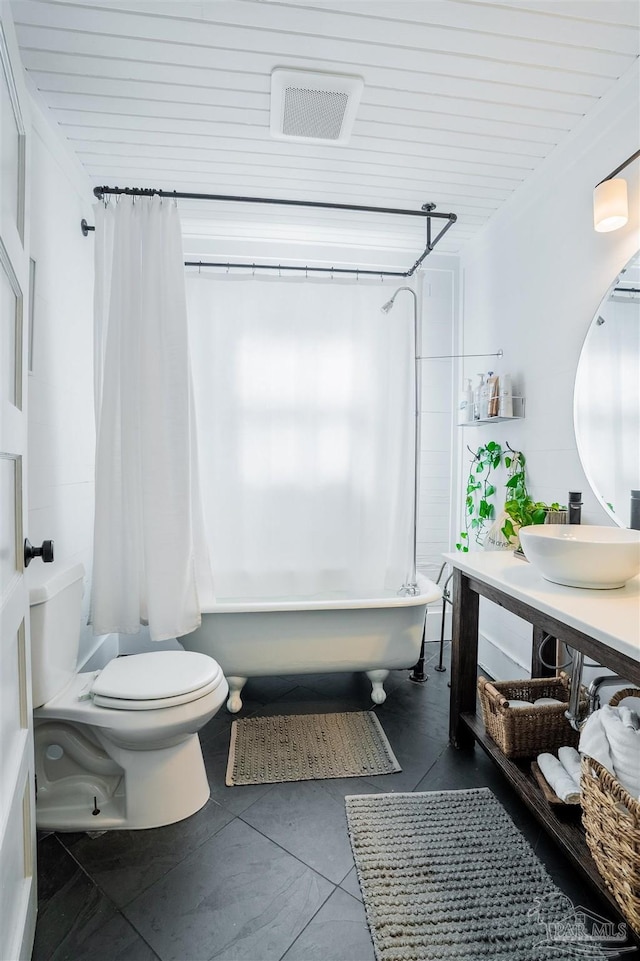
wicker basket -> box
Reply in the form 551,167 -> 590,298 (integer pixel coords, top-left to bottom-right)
609,687 -> 640,709
477,672 -> 585,759
581,686 -> 640,935
582,755 -> 640,934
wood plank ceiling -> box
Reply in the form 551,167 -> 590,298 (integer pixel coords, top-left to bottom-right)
11,0 -> 640,269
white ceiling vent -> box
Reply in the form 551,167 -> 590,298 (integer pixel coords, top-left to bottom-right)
270,69 -> 364,145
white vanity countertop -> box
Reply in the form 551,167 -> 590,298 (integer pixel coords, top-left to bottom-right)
444,551 -> 640,665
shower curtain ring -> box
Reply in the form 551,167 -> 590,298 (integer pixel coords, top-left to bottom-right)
356,268 -> 359,282
227,263 -> 230,274
331,267 -> 334,280
198,261 -> 201,274
279,264 -> 281,277
252,263 -> 255,276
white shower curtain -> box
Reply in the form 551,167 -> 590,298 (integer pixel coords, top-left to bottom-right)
92,197 -> 212,640
187,275 -> 414,600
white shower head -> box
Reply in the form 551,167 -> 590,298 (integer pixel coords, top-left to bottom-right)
381,287 -> 415,314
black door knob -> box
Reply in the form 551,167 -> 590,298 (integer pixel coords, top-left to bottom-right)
24,539 -> 55,567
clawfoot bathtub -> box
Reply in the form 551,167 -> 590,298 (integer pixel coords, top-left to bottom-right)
180,575 -> 441,712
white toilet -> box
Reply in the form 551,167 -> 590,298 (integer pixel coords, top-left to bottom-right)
30,563 -> 228,831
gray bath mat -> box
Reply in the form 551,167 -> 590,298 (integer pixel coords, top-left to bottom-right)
345,788 -> 610,961
225,711 -> 400,786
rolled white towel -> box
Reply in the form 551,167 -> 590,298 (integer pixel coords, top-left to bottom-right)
507,700 -> 534,709
534,697 -> 564,706
579,710 -> 615,778
557,746 -> 582,785
537,752 -> 581,803
618,706 -> 640,731
600,705 -> 640,797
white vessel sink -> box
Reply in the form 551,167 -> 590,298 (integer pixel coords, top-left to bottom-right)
519,525 -> 640,589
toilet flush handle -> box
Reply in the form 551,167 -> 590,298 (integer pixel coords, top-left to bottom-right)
24,538 -> 54,567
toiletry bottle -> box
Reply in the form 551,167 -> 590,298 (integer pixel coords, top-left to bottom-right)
499,373 -> 513,418
487,373 -> 499,417
457,378 -> 473,425
568,491 -> 582,525
479,372 -> 492,420
631,490 -> 640,530
473,373 -> 485,421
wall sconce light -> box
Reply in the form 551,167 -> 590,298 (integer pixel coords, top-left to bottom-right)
593,148 -> 640,232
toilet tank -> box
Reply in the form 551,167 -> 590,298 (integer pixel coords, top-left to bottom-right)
29,563 -> 85,708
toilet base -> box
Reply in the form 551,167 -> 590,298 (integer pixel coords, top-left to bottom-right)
36,731 -> 210,831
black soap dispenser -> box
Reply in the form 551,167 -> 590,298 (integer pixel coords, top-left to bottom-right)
568,491 -> 582,525
631,490 -> 640,530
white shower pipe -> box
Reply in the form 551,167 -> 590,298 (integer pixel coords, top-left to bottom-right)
381,286 -> 420,596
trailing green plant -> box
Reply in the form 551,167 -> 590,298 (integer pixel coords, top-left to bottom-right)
456,441 -> 503,551
501,452 -> 565,542
457,443 -> 562,551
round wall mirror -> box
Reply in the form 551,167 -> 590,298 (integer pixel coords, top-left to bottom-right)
574,249 -> 640,527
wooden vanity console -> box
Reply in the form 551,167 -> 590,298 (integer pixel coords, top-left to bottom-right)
445,550 -> 640,918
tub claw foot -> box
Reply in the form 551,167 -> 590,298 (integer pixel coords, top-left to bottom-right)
226,676 -> 247,714
366,669 -> 389,706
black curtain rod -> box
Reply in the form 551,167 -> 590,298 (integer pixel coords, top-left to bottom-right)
82,186 -> 457,276
91,185 -> 456,221
184,262 -> 409,278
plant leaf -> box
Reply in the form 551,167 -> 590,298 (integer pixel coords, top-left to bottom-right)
502,519 -> 516,539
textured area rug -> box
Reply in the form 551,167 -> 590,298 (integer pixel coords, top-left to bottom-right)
345,788 -> 609,961
226,711 -> 400,786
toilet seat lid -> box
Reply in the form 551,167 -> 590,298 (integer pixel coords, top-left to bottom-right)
91,651 -> 221,701
91,673 -> 224,710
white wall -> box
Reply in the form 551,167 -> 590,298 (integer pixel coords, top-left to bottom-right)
458,61 -> 640,678
25,93 -> 105,668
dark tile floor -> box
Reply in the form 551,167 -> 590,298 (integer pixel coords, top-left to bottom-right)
33,644 -> 621,961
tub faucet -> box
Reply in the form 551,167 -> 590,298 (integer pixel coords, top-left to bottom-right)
565,647 -> 585,731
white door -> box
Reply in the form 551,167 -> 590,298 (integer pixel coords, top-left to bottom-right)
0,8 -> 36,960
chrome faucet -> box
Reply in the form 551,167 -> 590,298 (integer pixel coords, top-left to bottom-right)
565,648 -> 585,731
